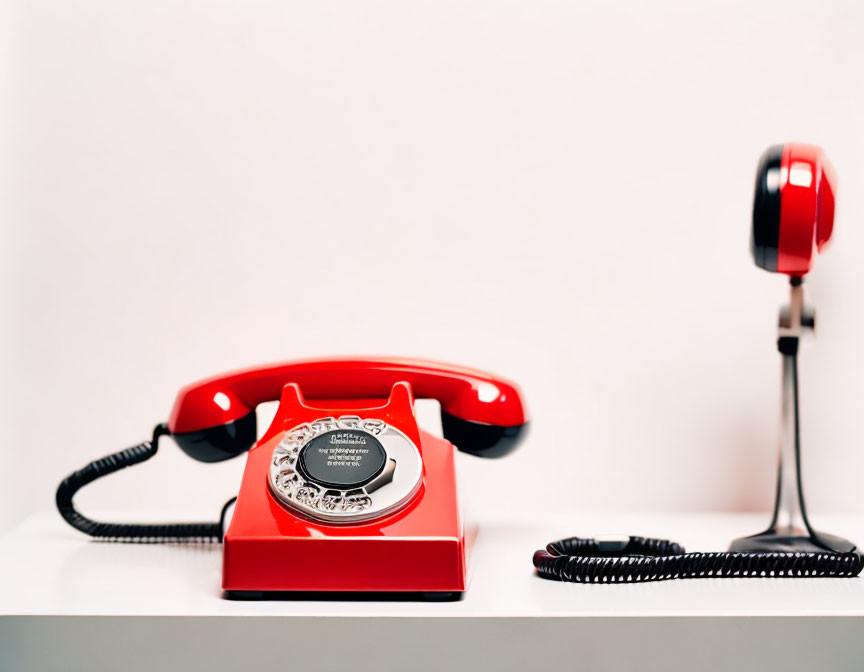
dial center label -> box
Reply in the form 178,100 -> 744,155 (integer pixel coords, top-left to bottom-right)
298,429 -> 386,488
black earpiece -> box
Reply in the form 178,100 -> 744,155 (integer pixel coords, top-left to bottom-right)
173,412 -> 257,463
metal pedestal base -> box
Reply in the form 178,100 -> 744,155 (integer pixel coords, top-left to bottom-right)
730,529 -> 854,554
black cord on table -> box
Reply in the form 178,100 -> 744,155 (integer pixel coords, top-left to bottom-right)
533,536 -> 864,583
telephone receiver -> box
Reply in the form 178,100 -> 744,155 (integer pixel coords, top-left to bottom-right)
168,357 -> 527,462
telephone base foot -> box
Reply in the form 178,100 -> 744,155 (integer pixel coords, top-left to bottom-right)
421,592 -> 460,602
224,591 -> 264,600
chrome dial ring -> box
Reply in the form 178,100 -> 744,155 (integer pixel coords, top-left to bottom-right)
268,416 -> 422,523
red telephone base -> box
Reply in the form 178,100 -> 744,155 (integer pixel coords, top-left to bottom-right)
222,386 -> 469,595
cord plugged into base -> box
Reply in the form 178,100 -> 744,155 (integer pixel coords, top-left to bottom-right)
55,423 -> 230,543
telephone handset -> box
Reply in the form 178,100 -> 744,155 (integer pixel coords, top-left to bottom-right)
57,357 -> 528,595
168,357 -> 527,462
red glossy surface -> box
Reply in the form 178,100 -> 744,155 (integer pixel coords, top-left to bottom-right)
222,383 -> 467,593
777,143 -> 836,276
168,357 -> 527,434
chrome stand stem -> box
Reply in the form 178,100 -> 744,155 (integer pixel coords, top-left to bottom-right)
730,277 -> 855,553
771,280 -> 808,535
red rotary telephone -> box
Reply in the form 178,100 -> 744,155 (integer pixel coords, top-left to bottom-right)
57,358 -> 529,597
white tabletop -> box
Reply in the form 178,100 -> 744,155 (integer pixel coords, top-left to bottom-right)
2,512 -> 863,671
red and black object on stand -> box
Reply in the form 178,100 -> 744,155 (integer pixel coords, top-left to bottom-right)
732,143 -> 853,555
533,144 -> 862,583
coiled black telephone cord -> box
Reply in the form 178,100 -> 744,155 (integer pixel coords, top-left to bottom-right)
56,424 -> 233,542
533,535 -> 864,583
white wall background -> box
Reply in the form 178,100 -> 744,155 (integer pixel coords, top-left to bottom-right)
2,0 -> 864,535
